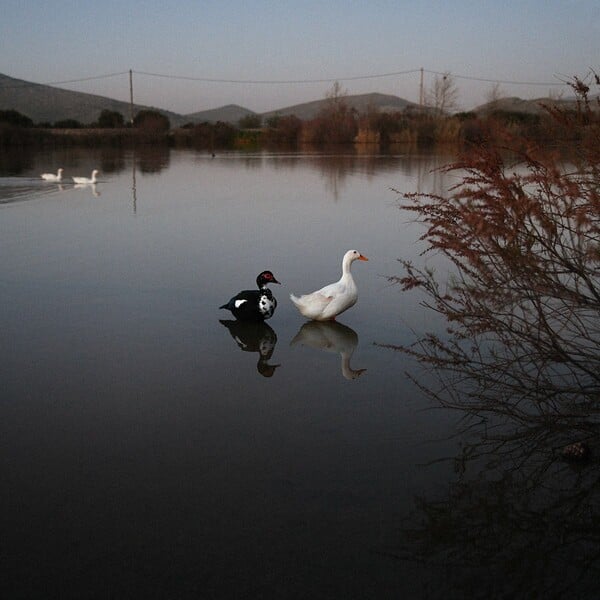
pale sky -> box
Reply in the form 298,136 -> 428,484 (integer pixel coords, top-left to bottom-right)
2,1 -> 598,114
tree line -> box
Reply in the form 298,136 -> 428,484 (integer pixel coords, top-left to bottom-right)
2,73 -> 597,149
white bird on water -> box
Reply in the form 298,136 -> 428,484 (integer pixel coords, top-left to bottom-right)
72,169 -> 99,184
41,168 -> 63,182
290,249 -> 368,321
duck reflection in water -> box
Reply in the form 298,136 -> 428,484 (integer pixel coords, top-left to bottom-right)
291,321 -> 366,380
74,183 -> 100,197
219,320 -> 280,377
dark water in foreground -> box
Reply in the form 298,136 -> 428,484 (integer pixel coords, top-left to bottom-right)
1,147 -> 598,599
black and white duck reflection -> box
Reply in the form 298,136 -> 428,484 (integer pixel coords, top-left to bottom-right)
220,319 -> 280,377
220,270 -> 280,321
291,320 -> 366,380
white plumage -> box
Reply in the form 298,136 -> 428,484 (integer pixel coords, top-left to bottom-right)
72,169 -> 99,184
290,249 -> 368,321
41,168 -> 63,181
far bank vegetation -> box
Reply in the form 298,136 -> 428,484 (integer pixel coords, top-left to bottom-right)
1,74 -> 598,151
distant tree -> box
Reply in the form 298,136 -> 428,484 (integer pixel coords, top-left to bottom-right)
133,110 -> 170,132
266,115 -> 281,128
97,109 -> 125,128
264,115 -> 302,145
485,81 -> 504,105
426,72 -> 459,116
186,121 -> 237,147
307,81 -> 358,144
0,109 -> 33,128
238,114 -> 262,128
54,119 -> 83,129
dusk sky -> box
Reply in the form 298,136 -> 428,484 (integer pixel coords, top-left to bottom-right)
2,1 -> 598,114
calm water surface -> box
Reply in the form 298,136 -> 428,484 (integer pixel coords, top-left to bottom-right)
1,147 -> 597,598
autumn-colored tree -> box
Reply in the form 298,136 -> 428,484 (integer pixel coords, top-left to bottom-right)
97,109 -> 125,128
133,109 -> 170,132
264,114 -> 302,146
389,72 -> 600,415
304,81 -> 358,145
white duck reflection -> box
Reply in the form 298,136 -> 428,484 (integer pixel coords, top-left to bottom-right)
219,319 -> 280,377
291,321 -> 366,380
74,182 -> 100,197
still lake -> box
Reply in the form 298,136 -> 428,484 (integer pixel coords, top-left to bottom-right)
1,146 -> 597,599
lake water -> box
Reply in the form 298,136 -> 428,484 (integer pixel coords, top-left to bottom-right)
1,146 -> 598,598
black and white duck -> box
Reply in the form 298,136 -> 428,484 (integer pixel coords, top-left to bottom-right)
220,270 -> 280,321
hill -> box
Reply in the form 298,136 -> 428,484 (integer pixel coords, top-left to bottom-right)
13,71 -> 591,130
184,104 -> 257,124
0,73 -> 187,127
473,95 -> 588,115
261,92 -> 420,121
0,73 -> 424,126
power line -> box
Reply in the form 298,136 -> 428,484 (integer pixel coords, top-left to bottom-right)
0,71 -> 129,89
133,68 -> 567,87
0,67 -> 570,91
424,69 -> 564,87
132,68 -> 422,84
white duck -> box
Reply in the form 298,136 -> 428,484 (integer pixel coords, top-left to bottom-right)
290,249 -> 368,321
72,169 -> 99,184
41,168 -> 63,182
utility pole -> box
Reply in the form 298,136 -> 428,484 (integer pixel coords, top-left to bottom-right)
419,67 -> 424,108
129,69 -> 134,126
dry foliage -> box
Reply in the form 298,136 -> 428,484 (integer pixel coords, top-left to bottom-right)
390,72 -> 600,417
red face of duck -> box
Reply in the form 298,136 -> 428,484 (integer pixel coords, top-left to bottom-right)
257,271 -> 281,287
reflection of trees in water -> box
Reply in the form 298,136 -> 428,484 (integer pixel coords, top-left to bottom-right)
306,150 -> 450,202
99,147 -> 126,174
393,448 -> 600,598
0,146 -> 34,175
384,78 -> 600,597
383,315 -> 600,597
135,144 -> 170,173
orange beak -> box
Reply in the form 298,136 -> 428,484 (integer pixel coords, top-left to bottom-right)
358,254 -> 369,261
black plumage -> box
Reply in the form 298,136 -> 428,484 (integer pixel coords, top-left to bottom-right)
219,270 -> 280,321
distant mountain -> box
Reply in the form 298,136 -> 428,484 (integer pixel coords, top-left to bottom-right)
184,93 -> 420,124
183,104 -> 257,124
0,73 -> 187,126
261,92 -> 420,121
473,95 -> 585,115
0,72 -> 421,128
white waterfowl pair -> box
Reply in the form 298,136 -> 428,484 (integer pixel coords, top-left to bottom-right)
40,168 -> 99,184
290,249 -> 368,321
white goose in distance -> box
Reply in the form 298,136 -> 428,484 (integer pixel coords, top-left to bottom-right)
290,249 -> 368,321
41,168 -> 63,182
72,169 -> 99,184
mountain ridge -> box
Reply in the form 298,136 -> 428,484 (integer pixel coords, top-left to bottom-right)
0,72 -> 586,127
0,72 -> 425,126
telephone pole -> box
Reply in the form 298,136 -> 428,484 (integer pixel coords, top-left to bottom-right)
419,67 -> 424,108
129,69 -> 134,126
